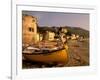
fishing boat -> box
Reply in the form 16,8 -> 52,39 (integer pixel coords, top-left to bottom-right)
23,40 -> 68,65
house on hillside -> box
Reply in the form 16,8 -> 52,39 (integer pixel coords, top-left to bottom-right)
70,34 -> 80,40
60,27 -> 68,33
71,34 -> 77,40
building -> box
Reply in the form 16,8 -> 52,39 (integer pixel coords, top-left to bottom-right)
61,27 -> 68,33
35,33 -> 43,42
71,34 -> 77,40
45,31 -> 55,41
76,34 -> 79,39
22,14 -> 37,44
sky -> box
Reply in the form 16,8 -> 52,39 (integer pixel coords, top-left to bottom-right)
22,11 -> 89,30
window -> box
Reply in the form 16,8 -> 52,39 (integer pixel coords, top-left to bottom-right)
28,27 -> 34,32
32,19 -> 35,22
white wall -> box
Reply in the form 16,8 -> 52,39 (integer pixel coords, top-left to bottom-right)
0,0 -> 99,80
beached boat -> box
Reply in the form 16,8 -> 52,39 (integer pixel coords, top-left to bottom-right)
23,42 -> 68,65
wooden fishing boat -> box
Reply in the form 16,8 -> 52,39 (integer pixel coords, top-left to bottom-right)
23,43 -> 68,65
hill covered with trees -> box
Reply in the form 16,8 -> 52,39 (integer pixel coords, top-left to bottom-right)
38,26 -> 89,38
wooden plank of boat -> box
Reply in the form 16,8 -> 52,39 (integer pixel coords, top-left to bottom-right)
23,48 -> 68,65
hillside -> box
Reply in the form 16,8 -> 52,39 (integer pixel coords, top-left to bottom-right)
65,26 -> 89,38
38,26 -> 89,38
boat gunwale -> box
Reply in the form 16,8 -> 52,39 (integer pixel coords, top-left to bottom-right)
22,48 -> 66,55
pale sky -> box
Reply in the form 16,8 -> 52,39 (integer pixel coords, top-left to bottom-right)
22,11 -> 89,30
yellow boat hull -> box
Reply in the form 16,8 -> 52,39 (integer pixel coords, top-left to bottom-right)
23,48 -> 68,65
